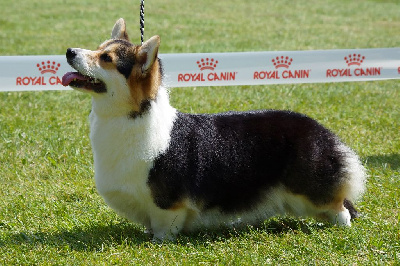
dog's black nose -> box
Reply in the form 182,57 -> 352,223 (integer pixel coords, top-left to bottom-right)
66,48 -> 77,60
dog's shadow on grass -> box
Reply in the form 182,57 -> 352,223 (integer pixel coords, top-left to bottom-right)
1,221 -> 150,251
1,218 -> 328,251
179,217 -> 329,244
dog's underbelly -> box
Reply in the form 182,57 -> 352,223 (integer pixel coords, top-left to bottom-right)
184,185 -> 320,231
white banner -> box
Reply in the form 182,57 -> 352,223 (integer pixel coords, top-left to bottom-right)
1,48 -> 399,91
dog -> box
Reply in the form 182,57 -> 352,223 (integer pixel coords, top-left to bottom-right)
62,18 -> 366,241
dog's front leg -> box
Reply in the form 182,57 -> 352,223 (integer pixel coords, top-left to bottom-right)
150,208 -> 188,242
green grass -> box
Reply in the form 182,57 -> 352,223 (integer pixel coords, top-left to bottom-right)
1,0 -> 399,264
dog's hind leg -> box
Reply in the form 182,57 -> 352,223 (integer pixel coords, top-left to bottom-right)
331,207 -> 352,226
317,200 -> 352,227
321,144 -> 366,226
343,198 -> 360,219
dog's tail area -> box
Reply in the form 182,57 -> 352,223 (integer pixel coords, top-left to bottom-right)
338,142 -> 367,219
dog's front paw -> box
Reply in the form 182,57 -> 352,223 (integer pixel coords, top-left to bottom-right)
144,227 -> 153,235
152,231 -> 177,243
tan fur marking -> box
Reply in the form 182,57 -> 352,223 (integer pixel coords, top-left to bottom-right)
315,185 -> 349,223
98,55 -> 116,70
168,201 -> 187,211
95,43 -> 117,70
330,182 -> 353,211
128,51 -> 161,112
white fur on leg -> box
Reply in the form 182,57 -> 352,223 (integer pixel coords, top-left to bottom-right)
150,208 -> 188,242
331,208 -> 351,227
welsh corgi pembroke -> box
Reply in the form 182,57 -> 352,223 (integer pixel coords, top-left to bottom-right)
62,18 -> 366,241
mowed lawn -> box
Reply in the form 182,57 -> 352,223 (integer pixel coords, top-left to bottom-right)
0,0 -> 399,264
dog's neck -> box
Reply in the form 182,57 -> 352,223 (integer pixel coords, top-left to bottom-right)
89,86 -> 177,161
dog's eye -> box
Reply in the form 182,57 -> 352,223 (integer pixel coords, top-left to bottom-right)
100,53 -> 113,63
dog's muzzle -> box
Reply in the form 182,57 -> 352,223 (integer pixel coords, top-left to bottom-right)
66,48 -> 77,65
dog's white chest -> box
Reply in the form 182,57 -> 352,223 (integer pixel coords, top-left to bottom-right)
87,96 -> 176,225
89,115 -> 154,222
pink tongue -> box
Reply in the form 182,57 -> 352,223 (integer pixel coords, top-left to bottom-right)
62,72 -> 89,86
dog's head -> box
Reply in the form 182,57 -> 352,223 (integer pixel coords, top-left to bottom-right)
62,18 -> 162,117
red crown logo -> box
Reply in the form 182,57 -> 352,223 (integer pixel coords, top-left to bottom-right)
197,58 -> 218,71
37,61 -> 61,74
272,56 -> 293,69
344,54 -> 365,66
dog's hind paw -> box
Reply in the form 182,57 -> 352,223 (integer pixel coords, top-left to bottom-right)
332,208 -> 352,227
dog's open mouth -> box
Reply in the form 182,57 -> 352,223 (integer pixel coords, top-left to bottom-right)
62,72 -> 107,93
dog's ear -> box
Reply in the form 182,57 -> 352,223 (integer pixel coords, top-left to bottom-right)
111,18 -> 129,41
138,35 -> 160,74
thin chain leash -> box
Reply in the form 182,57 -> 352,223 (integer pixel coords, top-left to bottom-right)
140,0 -> 145,44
